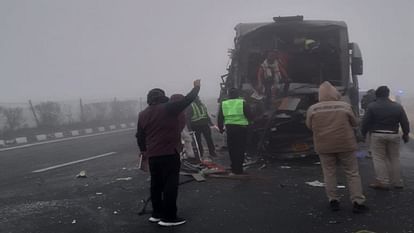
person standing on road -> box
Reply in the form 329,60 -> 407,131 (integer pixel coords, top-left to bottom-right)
306,81 -> 368,213
360,89 -> 376,158
186,96 -> 217,159
361,85 -> 410,190
217,88 -> 252,175
361,89 -> 376,113
136,80 -> 200,227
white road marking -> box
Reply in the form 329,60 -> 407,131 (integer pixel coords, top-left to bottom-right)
32,152 -> 117,173
0,128 -> 134,152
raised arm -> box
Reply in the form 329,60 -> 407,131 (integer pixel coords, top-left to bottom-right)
166,79 -> 201,116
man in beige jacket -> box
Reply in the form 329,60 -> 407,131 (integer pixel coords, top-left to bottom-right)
306,81 -> 368,213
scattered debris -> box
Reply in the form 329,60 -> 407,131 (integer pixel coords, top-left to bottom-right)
305,181 -> 346,189
355,230 -> 376,233
313,162 -> 321,165
116,177 -> 133,181
96,192 -> 103,195
192,173 -> 206,182
207,173 -> 251,179
280,166 -> 291,169
113,211 -> 119,215
97,206 -> 102,210
180,172 -> 206,182
71,220 -> 76,224
328,220 -> 340,224
306,180 -> 325,187
76,170 -> 87,178
259,164 -> 267,170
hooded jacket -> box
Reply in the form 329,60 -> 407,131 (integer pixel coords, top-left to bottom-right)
136,86 -> 199,157
306,82 -> 358,154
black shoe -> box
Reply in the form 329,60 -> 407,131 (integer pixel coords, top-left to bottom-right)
329,200 -> 340,212
352,202 -> 369,214
158,217 -> 186,227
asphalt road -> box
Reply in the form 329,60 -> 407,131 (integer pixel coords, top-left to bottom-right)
1,130 -> 414,233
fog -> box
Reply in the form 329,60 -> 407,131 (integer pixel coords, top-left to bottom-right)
0,0 -> 413,103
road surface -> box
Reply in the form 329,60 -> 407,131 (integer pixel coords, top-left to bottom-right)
1,130 -> 414,233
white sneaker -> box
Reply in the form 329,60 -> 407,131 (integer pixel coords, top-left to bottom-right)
148,217 -> 161,223
158,217 -> 186,227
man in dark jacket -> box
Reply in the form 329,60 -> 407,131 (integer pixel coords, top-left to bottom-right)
186,97 -> 217,159
217,88 -> 252,174
361,85 -> 410,190
136,79 -> 200,227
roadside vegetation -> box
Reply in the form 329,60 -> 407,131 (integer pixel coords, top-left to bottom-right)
0,99 -> 139,140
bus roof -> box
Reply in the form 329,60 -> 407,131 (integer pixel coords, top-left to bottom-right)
234,20 -> 347,39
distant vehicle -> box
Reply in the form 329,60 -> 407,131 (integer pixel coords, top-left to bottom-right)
219,16 -> 363,158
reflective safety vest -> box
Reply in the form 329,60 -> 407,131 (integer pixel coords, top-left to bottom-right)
221,99 -> 249,126
191,103 -> 208,122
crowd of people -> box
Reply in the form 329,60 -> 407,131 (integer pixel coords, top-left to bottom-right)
135,79 -> 410,227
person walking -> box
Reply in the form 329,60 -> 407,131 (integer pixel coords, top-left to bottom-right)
186,96 -> 217,159
217,88 -> 251,175
306,81 -> 368,213
360,89 -> 376,158
136,80 -> 200,227
361,85 -> 410,190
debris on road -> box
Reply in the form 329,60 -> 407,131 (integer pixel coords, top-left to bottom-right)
328,220 -> 340,224
71,220 -> 76,224
113,210 -> 119,215
355,230 -> 376,233
305,181 -> 346,189
280,166 -> 291,169
96,192 -> 103,195
305,180 -> 325,187
76,170 -> 87,178
313,162 -> 321,165
116,177 -> 133,181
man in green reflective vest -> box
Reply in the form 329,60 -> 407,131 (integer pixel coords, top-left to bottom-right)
217,88 -> 252,174
186,97 -> 217,159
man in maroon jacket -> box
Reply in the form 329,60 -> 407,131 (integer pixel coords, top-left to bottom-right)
136,79 -> 200,227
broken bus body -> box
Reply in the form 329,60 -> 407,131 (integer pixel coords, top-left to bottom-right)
219,16 -> 363,158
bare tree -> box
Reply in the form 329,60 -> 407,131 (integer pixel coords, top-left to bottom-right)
111,99 -> 138,121
0,107 -> 24,131
35,101 -> 62,128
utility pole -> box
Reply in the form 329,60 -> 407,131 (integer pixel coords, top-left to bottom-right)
29,100 -> 39,127
80,98 -> 84,122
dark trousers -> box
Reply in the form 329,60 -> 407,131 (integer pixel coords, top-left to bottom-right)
148,154 -> 180,220
192,124 -> 216,157
226,125 -> 247,174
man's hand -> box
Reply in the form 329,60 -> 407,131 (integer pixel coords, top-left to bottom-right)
194,79 -> 201,87
402,134 -> 409,143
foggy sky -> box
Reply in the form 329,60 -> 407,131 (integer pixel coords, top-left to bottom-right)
0,0 -> 413,103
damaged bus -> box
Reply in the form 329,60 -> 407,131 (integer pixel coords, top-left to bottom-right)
219,16 -> 363,158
